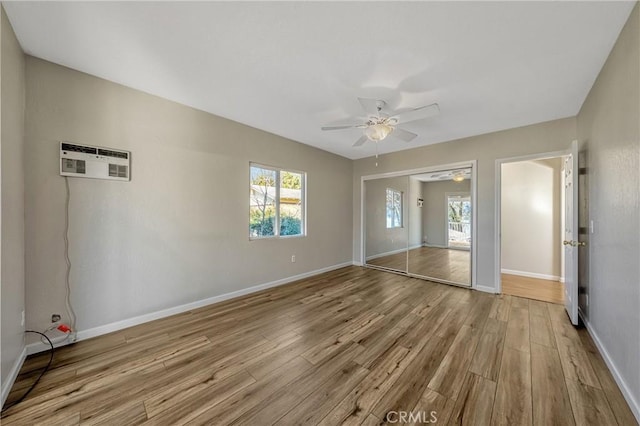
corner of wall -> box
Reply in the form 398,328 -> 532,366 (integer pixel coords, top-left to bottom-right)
0,4 -> 27,408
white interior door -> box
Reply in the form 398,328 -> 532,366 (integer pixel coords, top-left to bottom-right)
563,140 -> 579,325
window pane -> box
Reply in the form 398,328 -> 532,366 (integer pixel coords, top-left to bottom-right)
250,166 -> 277,237
393,191 -> 401,227
280,171 -> 303,236
386,188 -> 402,228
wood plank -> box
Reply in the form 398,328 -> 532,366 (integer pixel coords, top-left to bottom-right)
577,328 -> 639,426
566,379 -> 617,426
491,348 -> 532,426
489,294 -> 512,322
553,333 -> 601,389
511,296 -> 530,310
464,294 -> 494,331
275,361 -> 369,425
371,335 -> 452,419
143,371 -> 255,424
469,320 -> 506,382
33,411 -> 80,426
361,413 -> 384,426
230,342 -> 365,425
428,325 -> 481,400
531,343 -> 574,426
82,401 -> 146,426
301,311 -> 383,365
528,300 -> 549,318
410,388 -> 453,425
502,274 -> 564,305
529,307 -> 556,349
318,346 -> 414,425
187,356 -> 313,425
505,306 -> 530,353
448,372 -> 497,426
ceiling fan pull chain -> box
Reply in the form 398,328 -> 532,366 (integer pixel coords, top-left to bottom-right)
375,141 -> 379,167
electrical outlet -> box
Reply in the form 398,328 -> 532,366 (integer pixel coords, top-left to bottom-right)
51,314 -> 61,323
291,255 -> 296,263
21,310 -> 25,327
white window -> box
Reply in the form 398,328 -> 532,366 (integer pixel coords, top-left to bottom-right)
250,164 -> 305,238
386,188 -> 403,228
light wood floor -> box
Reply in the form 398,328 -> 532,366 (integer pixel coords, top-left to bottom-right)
2,267 -> 636,425
367,246 -> 471,285
502,273 -> 565,305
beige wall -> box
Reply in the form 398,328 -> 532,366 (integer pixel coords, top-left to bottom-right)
353,117 -> 577,290
1,7 -> 26,401
23,57 -> 353,334
501,159 -> 562,279
422,179 -> 471,247
577,2 -> 640,418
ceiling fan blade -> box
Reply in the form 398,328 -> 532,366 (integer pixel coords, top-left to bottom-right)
358,98 -> 381,116
321,124 -> 364,131
391,103 -> 440,124
353,135 -> 368,147
391,127 -> 418,142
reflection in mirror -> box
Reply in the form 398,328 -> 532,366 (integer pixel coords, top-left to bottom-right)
407,169 -> 472,285
364,176 -> 409,273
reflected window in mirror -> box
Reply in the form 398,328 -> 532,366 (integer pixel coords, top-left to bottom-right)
386,188 -> 403,228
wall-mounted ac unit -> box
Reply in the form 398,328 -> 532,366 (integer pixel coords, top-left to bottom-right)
60,142 -> 131,181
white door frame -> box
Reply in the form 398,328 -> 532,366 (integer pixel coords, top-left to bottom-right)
361,160 -> 477,288
494,149 -> 569,294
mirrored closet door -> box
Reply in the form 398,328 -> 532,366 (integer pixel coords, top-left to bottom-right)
364,176 -> 409,274
363,166 -> 473,287
407,168 -> 472,286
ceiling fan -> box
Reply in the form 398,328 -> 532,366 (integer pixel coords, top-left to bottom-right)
321,98 -> 440,147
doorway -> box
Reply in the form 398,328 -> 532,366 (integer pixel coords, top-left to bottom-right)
498,156 -> 565,304
446,193 -> 471,249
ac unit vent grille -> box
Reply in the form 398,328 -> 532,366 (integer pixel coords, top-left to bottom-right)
109,164 -> 128,178
62,159 -> 86,174
99,149 -> 128,159
61,143 -> 97,155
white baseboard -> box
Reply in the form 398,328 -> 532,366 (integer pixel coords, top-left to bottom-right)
475,284 -> 498,294
424,244 -> 471,252
365,248 -> 410,261
579,311 -> 640,423
27,261 -> 354,355
501,268 -> 561,282
1,346 -> 27,409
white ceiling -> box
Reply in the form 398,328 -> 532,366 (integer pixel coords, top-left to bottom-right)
4,2 -> 635,160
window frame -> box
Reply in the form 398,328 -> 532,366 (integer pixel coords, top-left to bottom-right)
386,187 -> 403,229
249,162 -> 306,240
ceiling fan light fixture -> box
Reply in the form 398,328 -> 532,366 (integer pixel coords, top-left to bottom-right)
365,123 -> 394,142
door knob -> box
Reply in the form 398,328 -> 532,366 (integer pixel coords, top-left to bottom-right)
563,240 -> 571,246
